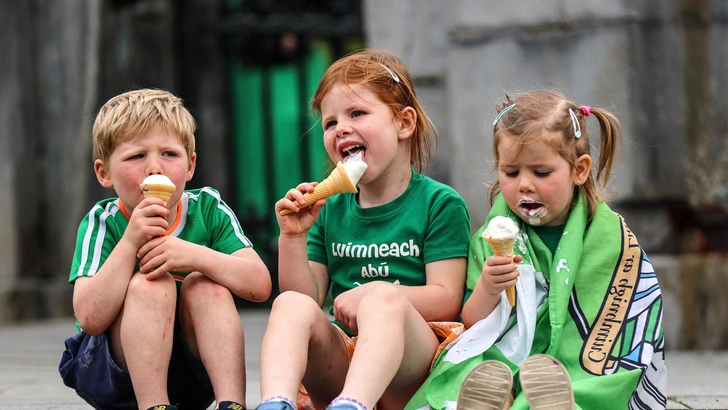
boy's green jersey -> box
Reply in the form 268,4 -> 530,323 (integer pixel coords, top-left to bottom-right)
69,187 -> 252,287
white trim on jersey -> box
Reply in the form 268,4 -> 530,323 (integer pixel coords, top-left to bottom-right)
188,188 -> 252,247
77,200 -> 121,278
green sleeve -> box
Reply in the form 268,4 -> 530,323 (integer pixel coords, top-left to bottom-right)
200,187 -> 252,254
422,189 -> 471,263
463,223 -> 488,304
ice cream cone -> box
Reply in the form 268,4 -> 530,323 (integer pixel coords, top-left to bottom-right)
280,161 -> 358,216
140,175 -> 176,203
142,189 -> 174,202
483,235 -> 517,307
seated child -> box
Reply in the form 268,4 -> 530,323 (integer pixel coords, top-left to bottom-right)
59,89 -> 272,410
406,90 -> 667,410
256,49 -> 471,410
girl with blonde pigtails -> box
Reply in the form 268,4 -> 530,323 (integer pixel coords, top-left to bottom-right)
406,90 -> 667,410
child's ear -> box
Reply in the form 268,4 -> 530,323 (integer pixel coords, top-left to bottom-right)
397,106 -> 417,140
572,154 -> 592,186
186,152 -> 197,182
94,159 -> 114,188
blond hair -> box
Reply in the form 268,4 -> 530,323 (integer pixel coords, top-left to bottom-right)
310,49 -> 438,173
489,90 -> 622,219
92,89 -> 196,166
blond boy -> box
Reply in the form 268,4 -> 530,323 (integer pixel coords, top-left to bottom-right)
59,89 -> 271,410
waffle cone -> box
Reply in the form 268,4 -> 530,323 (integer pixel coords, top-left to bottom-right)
143,190 -> 173,202
483,236 -> 516,257
280,161 -> 358,216
141,184 -> 175,203
483,236 -> 517,306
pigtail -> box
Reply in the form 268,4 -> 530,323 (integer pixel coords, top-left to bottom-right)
590,108 -> 622,189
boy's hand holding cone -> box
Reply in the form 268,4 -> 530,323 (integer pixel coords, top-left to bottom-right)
280,159 -> 367,216
482,216 -> 519,306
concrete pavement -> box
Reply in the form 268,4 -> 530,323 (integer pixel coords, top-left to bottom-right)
0,310 -> 268,410
0,308 -> 726,409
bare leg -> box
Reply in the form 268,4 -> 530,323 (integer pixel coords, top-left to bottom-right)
260,291 -> 350,408
109,273 -> 177,410
339,284 -> 439,410
179,272 -> 246,406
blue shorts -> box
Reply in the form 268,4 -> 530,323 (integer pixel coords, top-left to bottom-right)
58,318 -> 215,410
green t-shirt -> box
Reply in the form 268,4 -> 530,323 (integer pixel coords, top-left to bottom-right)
532,224 -> 564,256
70,187 -> 253,287
307,170 -> 471,302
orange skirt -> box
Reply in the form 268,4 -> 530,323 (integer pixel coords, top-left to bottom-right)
296,321 -> 464,410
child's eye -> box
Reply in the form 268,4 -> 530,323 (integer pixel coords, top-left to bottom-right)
324,120 -> 337,129
535,171 -> 552,177
128,153 -> 144,160
503,171 -> 518,177
351,110 -> 364,118
162,151 -> 178,157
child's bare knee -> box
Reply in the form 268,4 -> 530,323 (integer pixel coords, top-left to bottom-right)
271,291 -> 320,318
180,272 -> 230,302
359,283 -> 407,312
126,272 -> 176,301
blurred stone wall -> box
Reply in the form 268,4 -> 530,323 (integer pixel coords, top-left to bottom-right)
2,0 -> 726,350
365,0 -> 728,349
1,1 -> 101,321
0,0 -> 230,322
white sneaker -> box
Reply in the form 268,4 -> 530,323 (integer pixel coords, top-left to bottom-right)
457,360 -> 513,410
520,354 -> 575,410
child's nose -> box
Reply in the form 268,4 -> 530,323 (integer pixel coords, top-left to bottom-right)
518,175 -> 535,193
335,120 -> 353,137
146,160 -> 163,176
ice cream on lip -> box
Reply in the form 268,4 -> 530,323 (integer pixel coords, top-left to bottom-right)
516,196 -> 548,225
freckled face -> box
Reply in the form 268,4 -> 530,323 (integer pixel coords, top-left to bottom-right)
320,83 -> 405,185
497,137 -> 578,226
95,125 -> 195,212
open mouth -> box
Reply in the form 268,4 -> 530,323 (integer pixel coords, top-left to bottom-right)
518,200 -> 546,217
342,144 -> 365,159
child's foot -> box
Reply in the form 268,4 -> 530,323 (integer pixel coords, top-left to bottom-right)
520,354 -> 575,410
457,360 -> 513,410
324,405 -> 359,410
218,401 -> 246,410
146,406 -> 177,410
255,398 -> 296,410
325,396 -> 368,410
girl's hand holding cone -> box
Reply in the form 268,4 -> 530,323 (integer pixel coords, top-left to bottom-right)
483,236 -> 517,306
482,216 -> 520,306
279,160 -> 366,216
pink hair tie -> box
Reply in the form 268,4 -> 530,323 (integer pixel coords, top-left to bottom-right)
580,105 -> 591,116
